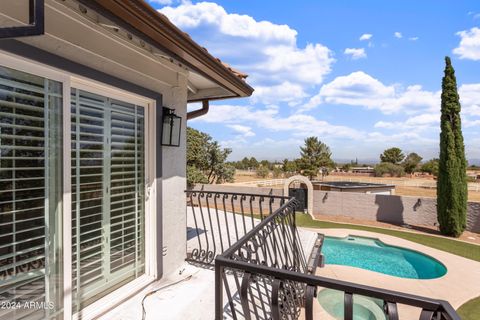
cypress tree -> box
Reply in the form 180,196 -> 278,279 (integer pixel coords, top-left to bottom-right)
437,57 -> 467,237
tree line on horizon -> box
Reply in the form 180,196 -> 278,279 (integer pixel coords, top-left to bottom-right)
229,146 -> 441,179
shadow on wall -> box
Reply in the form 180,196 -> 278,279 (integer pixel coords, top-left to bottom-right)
467,202 -> 480,232
375,194 -> 404,225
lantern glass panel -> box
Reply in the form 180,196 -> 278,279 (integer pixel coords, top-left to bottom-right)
162,116 -> 172,145
170,116 -> 181,146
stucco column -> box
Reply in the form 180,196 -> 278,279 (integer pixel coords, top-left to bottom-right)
159,73 -> 188,277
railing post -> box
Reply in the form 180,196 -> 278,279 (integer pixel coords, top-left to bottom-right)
344,292 -> 353,320
385,301 -> 399,320
292,207 -> 297,270
215,261 -> 223,320
241,273 -> 252,320
305,285 -> 317,320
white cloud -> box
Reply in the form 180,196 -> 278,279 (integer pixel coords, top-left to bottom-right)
364,131 -> 437,146
464,119 -> 480,127
453,27 -> 480,60
192,104 -> 361,140
160,2 -> 335,85
390,85 -> 440,114
374,113 -> 439,131
226,137 -> 305,160
250,81 -> 308,105
371,83 -> 480,133
359,33 -> 373,41
406,113 -> 439,126
459,83 -> 480,116
227,124 -> 255,137
458,84 -> 480,128
394,32 -> 403,39
373,121 -> 398,129
344,48 -> 367,60
161,2 -> 296,42
303,71 -> 440,114
316,72 -> 396,113
190,104 -> 279,124
259,44 -> 334,84
409,37 -> 419,41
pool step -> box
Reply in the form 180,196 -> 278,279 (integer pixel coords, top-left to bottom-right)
307,233 -> 325,274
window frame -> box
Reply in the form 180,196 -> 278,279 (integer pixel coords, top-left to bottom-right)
0,50 -> 158,320
0,0 -> 45,39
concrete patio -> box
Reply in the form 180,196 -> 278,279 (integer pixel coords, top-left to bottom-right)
100,208 -> 319,320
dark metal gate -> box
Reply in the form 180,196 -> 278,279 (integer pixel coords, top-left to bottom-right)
288,188 -> 308,211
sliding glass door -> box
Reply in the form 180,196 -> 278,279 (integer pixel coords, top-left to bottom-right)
0,58 -> 152,319
0,66 -> 63,319
70,88 -> 145,312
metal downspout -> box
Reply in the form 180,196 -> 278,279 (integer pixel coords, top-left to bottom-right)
187,100 -> 209,120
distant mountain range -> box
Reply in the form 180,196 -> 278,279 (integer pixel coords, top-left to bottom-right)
231,157 -> 480,166
333,158 -> 480,166
468,159 -> 480,166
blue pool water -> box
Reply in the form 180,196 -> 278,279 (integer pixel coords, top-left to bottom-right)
322,236 -> 447,279
317,289 -> 386,320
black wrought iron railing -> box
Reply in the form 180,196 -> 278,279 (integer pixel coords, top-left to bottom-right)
186,189 -> 290,265
210,195 -> 461,320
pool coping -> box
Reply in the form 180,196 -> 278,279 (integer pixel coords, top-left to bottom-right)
307,228 -> 480,319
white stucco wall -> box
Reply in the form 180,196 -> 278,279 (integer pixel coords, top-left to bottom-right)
159,75 -> 189,277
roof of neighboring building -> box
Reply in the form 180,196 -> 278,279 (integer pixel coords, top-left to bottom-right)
88,0 -> 253,99
311,181 -> 396,189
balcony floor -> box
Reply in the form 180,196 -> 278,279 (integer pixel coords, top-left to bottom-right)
100,208 -> 319,320
100,211 -> 477,319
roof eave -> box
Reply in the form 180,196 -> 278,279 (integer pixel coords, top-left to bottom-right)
85,0 -> 254,99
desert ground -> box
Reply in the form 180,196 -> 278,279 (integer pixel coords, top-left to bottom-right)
231,170 -> 480,202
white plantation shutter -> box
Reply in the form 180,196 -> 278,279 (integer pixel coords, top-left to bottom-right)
71,89 -> 145,311
109,101 -> 145,277
0,66 -> 63,320
71,89 -> 107,306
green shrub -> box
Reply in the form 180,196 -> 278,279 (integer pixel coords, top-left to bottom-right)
256,166 -> 270,178
272,167 -> 283,178
420,159 -> 439,177
467,176 -> 476,183
186,165 -> 208,188
374,162 -> 405,177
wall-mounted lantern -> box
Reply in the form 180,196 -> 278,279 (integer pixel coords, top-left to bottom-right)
161,107 -> 182,147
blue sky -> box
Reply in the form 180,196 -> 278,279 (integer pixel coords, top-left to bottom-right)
148,0 -> 480,163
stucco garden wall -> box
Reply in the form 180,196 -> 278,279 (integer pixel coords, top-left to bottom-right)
313,190 -> 480,233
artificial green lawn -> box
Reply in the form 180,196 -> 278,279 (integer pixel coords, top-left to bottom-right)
295,214 -> 480,262
457,296 -> 480,320
294,214 -> 480,317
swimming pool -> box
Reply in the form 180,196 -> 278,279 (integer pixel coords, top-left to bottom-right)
322,235 -> 447,279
